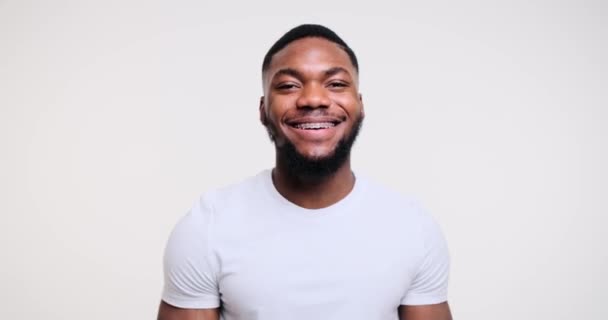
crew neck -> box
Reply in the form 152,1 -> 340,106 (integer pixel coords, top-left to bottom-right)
260,169 -> 363,217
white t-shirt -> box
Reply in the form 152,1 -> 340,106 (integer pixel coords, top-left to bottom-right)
161,170 -> 449,320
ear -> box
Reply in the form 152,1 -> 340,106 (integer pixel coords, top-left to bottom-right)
359,93 -> 365,119
259,96 -> 267,125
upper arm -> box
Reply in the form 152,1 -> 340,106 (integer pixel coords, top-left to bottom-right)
161,198 -> 221,309
401,208 -> 450,306
398,302 -> 452,320
157,301 -> 220,320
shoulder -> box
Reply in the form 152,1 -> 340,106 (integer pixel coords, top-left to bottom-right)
177,170 -> 269,231
356,174 -> 445,241
202,170 -> 268,208
357,174 -> 430,218
164,170 -> 269,260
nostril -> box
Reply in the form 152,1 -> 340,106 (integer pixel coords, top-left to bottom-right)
296,98 -> 331,109
296,87 -> 331,109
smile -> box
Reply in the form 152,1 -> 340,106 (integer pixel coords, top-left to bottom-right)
286,116 -> 344,131
292,122 -> 337,130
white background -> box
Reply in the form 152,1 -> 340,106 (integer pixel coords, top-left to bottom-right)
1,0 -> 606,319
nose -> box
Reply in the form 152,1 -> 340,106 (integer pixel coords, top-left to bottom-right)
296,83 -> 331,109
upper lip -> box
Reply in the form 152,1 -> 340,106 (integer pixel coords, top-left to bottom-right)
285,116 -> 344,126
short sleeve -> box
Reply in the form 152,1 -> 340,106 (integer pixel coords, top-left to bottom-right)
401,211 -> 450,306
161,196 -> 221,309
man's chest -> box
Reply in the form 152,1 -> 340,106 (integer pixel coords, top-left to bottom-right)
213,218 -> 421,320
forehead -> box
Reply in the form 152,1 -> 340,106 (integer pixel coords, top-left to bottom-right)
267,37 -> 356,77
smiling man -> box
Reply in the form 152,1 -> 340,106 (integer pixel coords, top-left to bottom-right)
158,24 -> 452,320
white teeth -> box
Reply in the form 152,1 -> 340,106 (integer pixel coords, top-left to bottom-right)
295,122 -> 336,130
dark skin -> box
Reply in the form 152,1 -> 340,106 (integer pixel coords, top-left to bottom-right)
157,302 -> 219,320
157,37 -> 452,320
260,38 -> 363,209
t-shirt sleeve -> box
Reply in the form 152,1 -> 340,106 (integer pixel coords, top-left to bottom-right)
161,196 -> 221,309
401,209 -> 450,306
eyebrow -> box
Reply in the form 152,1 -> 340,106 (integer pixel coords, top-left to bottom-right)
272,68 -> 303,81
271,66 -> 352,82
324,66 -> 351,78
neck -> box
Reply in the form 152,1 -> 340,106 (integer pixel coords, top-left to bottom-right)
272,156 -> 355,209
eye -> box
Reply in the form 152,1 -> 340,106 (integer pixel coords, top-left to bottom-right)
275,82 -> 299,90
327,81 -> 349,89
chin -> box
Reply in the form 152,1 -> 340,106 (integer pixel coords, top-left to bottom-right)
270,114 -> 363,177
294,145 -> 338,161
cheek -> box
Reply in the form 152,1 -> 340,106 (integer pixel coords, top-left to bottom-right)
332,94 -> 362,114
266,97 -> 292,122
263,100 -> 290,144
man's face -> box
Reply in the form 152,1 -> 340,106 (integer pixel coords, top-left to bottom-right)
260,37 -> 364,171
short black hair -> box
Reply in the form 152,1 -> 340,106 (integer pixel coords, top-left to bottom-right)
262,24 -> 359,74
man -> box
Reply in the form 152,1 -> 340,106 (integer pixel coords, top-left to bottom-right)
158,24 -> 452,320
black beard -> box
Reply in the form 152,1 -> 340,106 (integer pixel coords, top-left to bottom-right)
270,115 -> 363,179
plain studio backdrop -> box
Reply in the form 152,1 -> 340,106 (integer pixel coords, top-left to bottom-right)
1,0 -> 606,319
